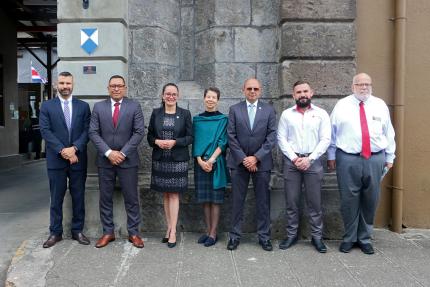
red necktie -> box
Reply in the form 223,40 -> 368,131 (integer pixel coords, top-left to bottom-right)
113,102 -> 120,127
359,101 -> 371,159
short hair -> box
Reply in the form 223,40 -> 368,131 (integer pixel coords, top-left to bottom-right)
109,75 -> 126,85
204,87 -> 221,100
292,80 -> 311,89
162,83 -> 179,94
58,71 -> 73,78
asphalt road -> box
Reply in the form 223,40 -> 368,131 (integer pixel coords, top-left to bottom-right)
0,161 -> 49,286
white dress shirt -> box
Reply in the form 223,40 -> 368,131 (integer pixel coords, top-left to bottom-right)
58,94 -> 73,123
327,94 -> 396,163
277,104 -> 331,161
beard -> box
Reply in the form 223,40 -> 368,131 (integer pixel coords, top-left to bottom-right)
58,88 -> 72,97
295,97 -> 311,108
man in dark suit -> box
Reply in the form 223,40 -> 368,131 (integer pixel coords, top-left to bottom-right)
227,78 -> 277,251
89,75 -> 145,248
39,71 -> 91,248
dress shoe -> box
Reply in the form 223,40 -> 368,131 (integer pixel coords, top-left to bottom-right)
197,234 -> 209,244
43,234 -> 62,248
72,232 -> 90,245
167,241 -> 177,248
204,236 -> 217,247
339,241 -> 355,253
95,234 -> 115,248
161,237 -> 169,243
279,236 -> 298,250
358,242 -> 374,255
128,235 -> 144,248
311,238 -> 327,253
259,239 -> 273,251
227,238 -> 240,250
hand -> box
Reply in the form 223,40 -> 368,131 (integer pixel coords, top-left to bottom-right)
155,139 -> 176,150
327,160 -> 336,172
68,154 -> 79,164
243,156 -> 258,173
197,158 -> 213,172
385,163 -> 393,169
295,157 -> 311,171
108,150 -> 125,165
61,147 -> 76,159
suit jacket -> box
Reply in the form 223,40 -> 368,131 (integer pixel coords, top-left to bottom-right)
39,97 -> 91,170
88,97 -> 145,168
147,106 -> 193,161
227,100 -> 277,171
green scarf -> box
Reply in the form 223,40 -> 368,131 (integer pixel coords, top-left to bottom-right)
193,114 -> 229,189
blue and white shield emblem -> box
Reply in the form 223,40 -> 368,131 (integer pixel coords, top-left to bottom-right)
80,28 -> 98,54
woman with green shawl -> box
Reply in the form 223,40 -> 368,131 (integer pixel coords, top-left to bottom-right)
193,87 -> 229,247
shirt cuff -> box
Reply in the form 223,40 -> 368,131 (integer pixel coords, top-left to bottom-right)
120,152 -> 126,158
105,149 -> 112,158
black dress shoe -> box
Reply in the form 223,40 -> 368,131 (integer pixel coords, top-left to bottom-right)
43,234 -> 62,248
227,238 -> 240,250
358,242 -> 374,255
72,232 -> 90,245
311,238 -> 327,253
279,236 -> 298,250
259,239 -> 273,251
167,241 -> 176,248
197,234 -> 209,244
161,237 -> 169,243
339,241 -> 355,253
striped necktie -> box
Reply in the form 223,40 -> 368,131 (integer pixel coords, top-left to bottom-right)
359,101 -> 371,159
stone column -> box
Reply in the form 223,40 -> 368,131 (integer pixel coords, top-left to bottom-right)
58,0 -> 129,237
277,0 -> 356,239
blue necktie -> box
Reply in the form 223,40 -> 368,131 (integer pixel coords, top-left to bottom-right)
248,104 -> 255,129
64,100 -> 71,131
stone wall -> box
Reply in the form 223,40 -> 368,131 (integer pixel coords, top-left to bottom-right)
59,0 -> 357,239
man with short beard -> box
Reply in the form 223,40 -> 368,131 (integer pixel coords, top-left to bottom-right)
277,80 -> 331,253
39,71 -> 91,248
327,73 -> 395,255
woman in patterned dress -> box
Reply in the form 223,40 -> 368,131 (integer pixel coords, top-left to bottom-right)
147,83 -> 193,248
193,87 -> 229,247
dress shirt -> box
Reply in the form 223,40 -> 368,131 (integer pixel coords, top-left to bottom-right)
58,94 -> 73,122
246,99 -> 259,112
105,98 -> 125,158
277,104 -> 331,161
327,95 -> 396,163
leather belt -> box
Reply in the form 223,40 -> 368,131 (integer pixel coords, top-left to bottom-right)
295,153 -> 311,158
339,149 -> 383,156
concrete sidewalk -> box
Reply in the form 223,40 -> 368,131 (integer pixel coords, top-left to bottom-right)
5,229 -> 430,287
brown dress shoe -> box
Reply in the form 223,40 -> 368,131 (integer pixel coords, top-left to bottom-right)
43,234 -> 62,248
95,234 -> 115,248
128,235 -> 144,248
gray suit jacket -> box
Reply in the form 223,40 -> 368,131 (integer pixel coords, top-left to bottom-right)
227,100 -> 277,171
89,97 -> 145,168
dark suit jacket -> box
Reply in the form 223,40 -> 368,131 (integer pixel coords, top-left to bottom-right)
147,106 -> 193,161
227,100 -> 277,171
88,97 -> 145,168
39,97 -> 91,170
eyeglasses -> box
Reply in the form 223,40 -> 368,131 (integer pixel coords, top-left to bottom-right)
246,87 -> 260,91
164,93 -> 178,98
354,83 -> 372,87
109,84 -> 126,89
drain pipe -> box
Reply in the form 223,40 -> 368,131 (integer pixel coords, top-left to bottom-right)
391,0 -> 406,233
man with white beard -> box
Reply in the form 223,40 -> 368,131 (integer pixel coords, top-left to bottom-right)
327,73 -> 396,255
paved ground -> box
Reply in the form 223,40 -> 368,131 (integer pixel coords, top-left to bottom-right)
5,229 -> 430,287
0,160 -> 49,286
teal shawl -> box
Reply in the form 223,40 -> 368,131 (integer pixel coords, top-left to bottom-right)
192,114 -> 229,189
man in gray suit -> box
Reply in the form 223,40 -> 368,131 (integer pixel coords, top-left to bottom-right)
89,75 -> 145,248
227,78 -> 277,251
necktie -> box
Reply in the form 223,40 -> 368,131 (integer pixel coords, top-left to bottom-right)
359,101 -> 371,159
113,102 -> 120,128
248,104 -> 255,129
63,100 -> 71,131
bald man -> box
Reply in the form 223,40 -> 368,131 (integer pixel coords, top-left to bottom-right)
226,78 -> 277,251
327,73 -> 396,254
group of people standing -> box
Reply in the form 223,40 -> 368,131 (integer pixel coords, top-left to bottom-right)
39,71 -> 395,256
